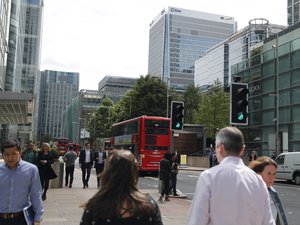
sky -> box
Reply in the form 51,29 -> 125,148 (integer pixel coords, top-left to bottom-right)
41,0 -> 287,90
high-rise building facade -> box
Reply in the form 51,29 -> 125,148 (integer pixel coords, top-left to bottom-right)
288,0 -> 300,26
98,75 -> 137,102
0,0 -> 10,91
38,70 -> 79,140
2,0 -> 44,144
148,6 -> 236,91
195,18 -> 286,89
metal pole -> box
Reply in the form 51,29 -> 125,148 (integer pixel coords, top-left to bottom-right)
275,33 -> 280,156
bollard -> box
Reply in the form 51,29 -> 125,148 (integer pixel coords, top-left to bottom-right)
49,160 -> 64,188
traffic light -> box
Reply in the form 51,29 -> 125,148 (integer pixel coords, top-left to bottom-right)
171,101 -> 184,130
230,82 -> 249,125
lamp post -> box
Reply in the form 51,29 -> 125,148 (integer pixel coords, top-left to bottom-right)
272,33 -> 280,157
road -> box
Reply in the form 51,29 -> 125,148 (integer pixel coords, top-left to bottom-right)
138,170 -> 300,225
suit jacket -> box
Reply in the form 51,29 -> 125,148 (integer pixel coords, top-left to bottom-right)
79,149 -> 94,166
94,151 -> 107,168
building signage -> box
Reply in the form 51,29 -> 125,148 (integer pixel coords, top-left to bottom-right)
170,8 -> 181,13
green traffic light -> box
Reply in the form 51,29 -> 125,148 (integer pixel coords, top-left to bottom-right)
176,122 -> 181,128
237,113 -> 244,121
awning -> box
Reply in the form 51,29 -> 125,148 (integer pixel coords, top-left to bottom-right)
0,91 -> 33,124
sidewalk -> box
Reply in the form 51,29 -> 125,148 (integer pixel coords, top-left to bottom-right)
42,167 -> 193,225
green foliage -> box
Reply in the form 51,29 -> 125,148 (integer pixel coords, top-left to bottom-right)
183,85 -> 201,124
194,80 -> 230,139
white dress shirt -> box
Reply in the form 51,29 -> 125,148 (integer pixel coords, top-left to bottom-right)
186,156 -> 275,225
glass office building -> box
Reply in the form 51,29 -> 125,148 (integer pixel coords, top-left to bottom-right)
38,70 -> 79,140
148,6 -> 236,91
231,23 -> 300,155
0,0 -> 10,91
288,0 -> 300,26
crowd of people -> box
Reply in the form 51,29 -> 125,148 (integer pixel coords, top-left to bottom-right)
0,126 -> 289,225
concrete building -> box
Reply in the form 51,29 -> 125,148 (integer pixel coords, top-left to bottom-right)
38,70 -> 79,141
195,18 -> 286,90
1,0 -> 43,145
231,22 -> 300,156
148,6 -> 236,91
98,75 -> 137,102
288,0 -> 300,26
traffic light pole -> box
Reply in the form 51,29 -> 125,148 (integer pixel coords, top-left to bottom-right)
275,33 -> 280,157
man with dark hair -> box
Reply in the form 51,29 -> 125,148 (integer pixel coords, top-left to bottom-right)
0,139 -> 44,225
158,152 -> 172,202
79,142 -> 94,188
186,127 -> 275,225
63,145 -> 78,188
21,140 -> 37,165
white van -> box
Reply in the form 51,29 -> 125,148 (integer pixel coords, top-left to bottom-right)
275,152 -> 300,185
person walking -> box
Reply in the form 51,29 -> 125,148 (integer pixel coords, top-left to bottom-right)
249,156 -> 289,225
63,145 -> 78,188
94,147 -> 106,188
21,140 -> 37,165
37,142 -> 56,201
80,149 -> 163,225
158,152 -> 171,202
0,139 -> 44,225
169,152 -> 179,196
79,142 -> 94,188
186,126 -> 275,225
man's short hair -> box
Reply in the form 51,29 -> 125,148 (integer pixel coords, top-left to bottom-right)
215,127 -> 244,156
1,139 -> 21,153
68,145 -> 74,150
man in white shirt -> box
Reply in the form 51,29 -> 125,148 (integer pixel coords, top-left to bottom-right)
79,142 -> 94,189
186,126 -> 275,225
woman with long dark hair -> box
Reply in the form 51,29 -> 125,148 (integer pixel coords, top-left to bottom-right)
80,149 -> 163,225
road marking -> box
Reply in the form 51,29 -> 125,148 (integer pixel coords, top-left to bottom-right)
145,177 -> 159,181
187,175 -> 199,178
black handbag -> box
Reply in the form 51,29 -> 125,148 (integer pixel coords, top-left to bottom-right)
48,166 -> 58,180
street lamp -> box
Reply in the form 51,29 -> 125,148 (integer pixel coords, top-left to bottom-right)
272,32 -> 280,157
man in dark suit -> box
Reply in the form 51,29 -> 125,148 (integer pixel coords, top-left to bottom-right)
79,142 -> 94,188
94,147 -> 107,187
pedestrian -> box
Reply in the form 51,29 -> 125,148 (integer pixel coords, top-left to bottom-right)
0,139 -> 44,225
79,142 -> 94,189
208,149 -> 214,168
249,156 -> 289,225
80,149 -> 163,225
158,152 -> 171,202
63,145 -> 78,188
21,140 -> 37,165
249,150 -> 257,161
186,126 -> 275,225
37,142 -> 57,201
169,152 -> 179,196
94,146 -> 106,188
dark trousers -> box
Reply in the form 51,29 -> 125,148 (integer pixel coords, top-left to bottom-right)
40,175 -> 50,194
0,215 -> 27,225
161,176 -> 170,197
65,165 -> 75,186
170,173 -> 177,194
95,163 -> 104,186
81,163 -> 92,186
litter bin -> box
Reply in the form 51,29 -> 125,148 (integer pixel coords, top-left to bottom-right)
49,160 -> 64,188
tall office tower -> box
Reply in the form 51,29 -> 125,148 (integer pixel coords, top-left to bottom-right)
3,0 -> 44,144
195,18 -> 286,89
38,70 -> 79,140
0,0 -> 10,91
288,0 -> 300,26
148,6 -> 236,91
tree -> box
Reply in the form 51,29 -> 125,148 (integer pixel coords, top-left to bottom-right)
195,80 -> 230,140
183,85 -> 201,124
114,75 -> 168,121
87,97 -> 114,141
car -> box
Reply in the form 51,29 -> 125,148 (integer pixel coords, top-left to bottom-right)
275,152 -> 300,185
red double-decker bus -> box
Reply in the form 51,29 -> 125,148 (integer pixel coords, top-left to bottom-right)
111,116 -> 171,172
56,137 -> 70,156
